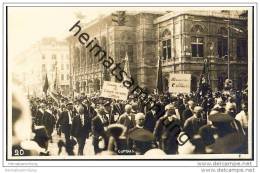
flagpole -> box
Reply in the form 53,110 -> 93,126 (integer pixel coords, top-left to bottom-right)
156,56 -> 163,95
227,11 -> 230,79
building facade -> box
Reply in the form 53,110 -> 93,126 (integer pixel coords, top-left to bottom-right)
14,37 -> 70,96
69,10 -> 248,95
155,10 -> 248,92
69,12 -> 163,94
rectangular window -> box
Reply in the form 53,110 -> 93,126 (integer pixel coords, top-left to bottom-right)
61,74 -> 64,81
67,74 -> 69,80
42,55 -> 45,60
191,37 -> 204,57
67,64 -> 70,69
162,39 -> 171,60
120,45 -> 125,59
52,54 -> 56,60
127,45 -> 134,62
218,38 -> 228,58
61,64 -> 64,70
237,39 -> 247,59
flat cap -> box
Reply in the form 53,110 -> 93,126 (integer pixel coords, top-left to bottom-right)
165,103 -> 175,110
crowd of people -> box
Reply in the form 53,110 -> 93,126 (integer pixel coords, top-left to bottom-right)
12,82 -> 249,157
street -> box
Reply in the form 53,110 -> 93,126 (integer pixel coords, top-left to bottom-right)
48,130 -> 95,156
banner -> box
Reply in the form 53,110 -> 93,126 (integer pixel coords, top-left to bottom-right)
101,81 -> 128,100
169,74 -> 191,94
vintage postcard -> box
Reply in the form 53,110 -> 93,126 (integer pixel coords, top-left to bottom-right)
4,3 -> 255,162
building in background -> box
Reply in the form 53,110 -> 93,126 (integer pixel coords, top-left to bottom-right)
14,37 -> 70,96
68,11 -> 165,94
68,10 -> 249,95
155,10 -> 248,92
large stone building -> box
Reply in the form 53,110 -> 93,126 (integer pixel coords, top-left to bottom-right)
155,10 -> 248,92
69,10 -> 248,95
68,12 -> 164,94
14,37 -> 70,96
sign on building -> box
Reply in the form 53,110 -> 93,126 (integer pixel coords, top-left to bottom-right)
169,73 -> 191,94
101,81 -> 128,100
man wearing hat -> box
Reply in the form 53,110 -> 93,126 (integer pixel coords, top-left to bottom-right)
35,103 -> 45,126
71,105 -> 91,155
212,97 -> 225,113
103,101 -> 116,125
198,110 -> 246,154
181,100 -> 195,127
144,103 -> 160,133
81,99 -> 97,120
131,102 -> 139,114
153,103 -> 181,154
92,106 -> 109,154
56,102 -> 75,144
42,104 -> 56,143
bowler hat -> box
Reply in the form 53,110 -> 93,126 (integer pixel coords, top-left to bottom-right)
107,124 -> 126,138
66,102 -> 73,107
208,112 -> 234,123
207,132 -> 245,154
129,128 -> 154,142
104,101 -> 110,107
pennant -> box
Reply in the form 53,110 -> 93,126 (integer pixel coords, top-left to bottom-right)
43,74 -> 49,94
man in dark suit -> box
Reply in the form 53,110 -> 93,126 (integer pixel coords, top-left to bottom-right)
82,99 -> 97,119
144,104 -> 159,133
103,101 -> 116,125
35,103 -> 45,126
181,100 -> 195,127
57,102 -> 75,144
183,106 -> 207,139
153,104 -> 181,154
92,106 -> 108,154
71,105 -> 91,155
42,104 -> 56,142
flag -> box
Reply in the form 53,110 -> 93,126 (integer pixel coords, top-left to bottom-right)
123,52 -> 131,77
197,59 -> 211,98
201,59 -> 210,85
43,74 -> 49,94
102,65 -> 110,81
156,57 -> 163,94
49,91 -> 59,104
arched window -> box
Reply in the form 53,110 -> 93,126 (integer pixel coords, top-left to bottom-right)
190,25 -> 205,34
87,79 -> 93,93
81,46 -> 86,67
191,37 -> 204,57
94,79 -> 100,92
101,36 -> 107,51
190,25 -> 205,58
217,27 -> 228,58
75,81 -> 80,93
74,47 -> 80,67
218,27 -> 228,36
161,29 -> 172,60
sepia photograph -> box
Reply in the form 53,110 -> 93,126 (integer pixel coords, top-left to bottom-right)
5,4 -> 254,161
